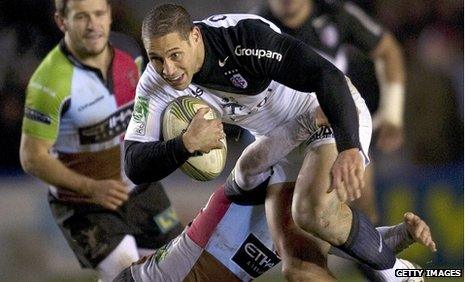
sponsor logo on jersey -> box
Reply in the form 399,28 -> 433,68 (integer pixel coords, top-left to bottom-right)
230,73 -> 248,89
24,107 -> 52,125
234,45 -> 283,62
78,103 -> 133,144
153,207 -> 180,234
132,96 -> 149,136
77,95 -> 105,112
232,233 -> 280,278
220,96 -> 268,121
306,125 -> 334,144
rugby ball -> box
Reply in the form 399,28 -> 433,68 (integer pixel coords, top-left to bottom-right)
162,96 -> 227,181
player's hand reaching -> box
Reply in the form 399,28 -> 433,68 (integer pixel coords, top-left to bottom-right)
328,148 -> 365,202
404,212 -> 437,252
85,179 -> 129,210
183,107 -> 225,154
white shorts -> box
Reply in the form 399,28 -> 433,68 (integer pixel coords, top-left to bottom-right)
234,78 -> 372,188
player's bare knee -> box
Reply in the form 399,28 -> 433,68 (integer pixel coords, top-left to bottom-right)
237,142 -> 271,175
292,199 -> 337,235
292,200 -> 321,233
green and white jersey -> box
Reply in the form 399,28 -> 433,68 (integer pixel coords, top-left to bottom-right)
22,34 -> 142,200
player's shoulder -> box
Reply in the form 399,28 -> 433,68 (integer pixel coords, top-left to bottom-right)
31,45 -> 71,80
27,44 -> 73,100
196,13 -> 281,33
137,63 -> 178,98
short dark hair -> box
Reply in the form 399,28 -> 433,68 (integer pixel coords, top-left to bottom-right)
141,4 -> 194,43
55,0 -> 110,16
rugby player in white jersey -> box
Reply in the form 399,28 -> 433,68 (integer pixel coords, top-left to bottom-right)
124,4 -> 431,281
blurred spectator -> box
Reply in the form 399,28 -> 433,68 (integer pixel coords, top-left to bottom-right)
372,0 -> 463,165
0,0 -> 61,171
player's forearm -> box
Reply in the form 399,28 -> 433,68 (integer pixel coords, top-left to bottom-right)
124,136 -> 192,184
373,34 -> 406,126
21,152 -> 93,196
374,34 -> 406,84
316,68 -> 361,152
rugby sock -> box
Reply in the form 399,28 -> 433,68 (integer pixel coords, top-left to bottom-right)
376,223 -> 414,254
224,170 -> 271,205
329,223 -> 415,281
335,208 -> 396,270
328,223 -> 414,258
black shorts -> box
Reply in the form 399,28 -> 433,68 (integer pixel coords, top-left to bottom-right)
48,182 -> 183,268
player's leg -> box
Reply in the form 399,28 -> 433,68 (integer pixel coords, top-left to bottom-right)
291,143 -> 353,245
97,235 -> 139,282
291,143 -> 417,280
351,163 -> 379,224
48,194 -> 142,281
114,231 -> 209,282
266,170 -> 435,281
289,78 -> 409,277
265,180 -> 335,281
225,116 -> 313,205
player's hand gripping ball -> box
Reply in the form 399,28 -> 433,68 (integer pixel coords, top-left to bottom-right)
162,96 -> 227,181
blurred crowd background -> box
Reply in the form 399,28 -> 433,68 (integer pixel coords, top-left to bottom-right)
0,0 -> 463,281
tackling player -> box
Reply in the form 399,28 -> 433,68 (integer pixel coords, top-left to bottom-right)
19,1 -> 182,280
114,183 -> 436,281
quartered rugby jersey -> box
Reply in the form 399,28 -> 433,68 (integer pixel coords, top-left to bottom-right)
187,188 -> 280,281
129,186 -> 280,281
22,33 -> 142,200
259,0 -> 384,73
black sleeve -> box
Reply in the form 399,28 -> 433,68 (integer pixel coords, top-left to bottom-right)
237,19 -> 361,152
338,2 -> 385,53
124,136 -> 192,184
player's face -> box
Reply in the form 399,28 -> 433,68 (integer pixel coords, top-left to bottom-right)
145,29 -> 201,91
56,0 -> 111,57
268,0 -> 309,18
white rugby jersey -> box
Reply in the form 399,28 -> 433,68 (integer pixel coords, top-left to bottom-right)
123,13 -> 367,186
125,14 -> 361,145
125,63 -> 316,140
